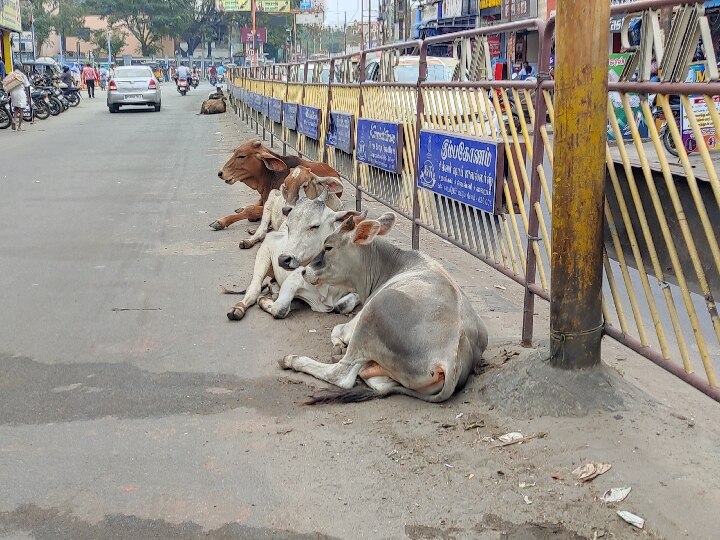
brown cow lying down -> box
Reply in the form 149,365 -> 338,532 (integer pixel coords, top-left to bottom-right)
200,97 -> 226,115
210,140 -> 341,230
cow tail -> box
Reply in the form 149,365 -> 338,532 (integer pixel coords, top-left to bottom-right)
304,386 -> 389,405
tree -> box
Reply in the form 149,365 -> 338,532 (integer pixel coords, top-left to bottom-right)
53,0 -> 88,55
21,0 -> 86,54
21,1 -> 54,50
89,0 -> 174,56
90,28 -> 128,59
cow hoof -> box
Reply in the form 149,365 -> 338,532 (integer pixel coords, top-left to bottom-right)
227,306 -> 246,320
210,221 -> 226,231
331,343 -> 347,357
279,355 -> 297,370
238,239 -> 253,249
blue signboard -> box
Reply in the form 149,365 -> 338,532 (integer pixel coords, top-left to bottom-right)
283,102 -> 298,130
298,105 -> 322,140
269,98 -> 283,123
261,95 -> 269,116
417,130 -> 501,214
326,112 -> 355,154
356,118 -> 403,174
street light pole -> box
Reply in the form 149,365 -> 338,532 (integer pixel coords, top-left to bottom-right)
550,0 -> 611,368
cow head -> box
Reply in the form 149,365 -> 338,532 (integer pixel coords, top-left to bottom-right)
217,140 -> 288,188
303,213 -> 396,287
277,189 -> 361,271
281,166 -> 343,208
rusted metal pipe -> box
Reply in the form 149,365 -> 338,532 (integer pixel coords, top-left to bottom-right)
550,0 -> 611,369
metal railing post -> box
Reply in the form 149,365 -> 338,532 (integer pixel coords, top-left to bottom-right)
521,19 -> 550,347
550,0 -> 610,368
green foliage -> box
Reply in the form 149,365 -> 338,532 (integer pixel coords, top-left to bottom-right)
21,0 -> 86,50
90,28 -> 129,58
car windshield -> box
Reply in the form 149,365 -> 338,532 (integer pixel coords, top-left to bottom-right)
394,63 -> 455,82
115,68 -> 152,78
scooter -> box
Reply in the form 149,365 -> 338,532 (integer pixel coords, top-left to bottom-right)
0,91 -> 12,129
209,75 -> 218,86
653,95 -> 681,157
177,78 -> 189,96
191,75 -> 199,89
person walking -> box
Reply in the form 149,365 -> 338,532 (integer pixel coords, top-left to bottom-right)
7,65 -> 31,132
81,63 -> 97,98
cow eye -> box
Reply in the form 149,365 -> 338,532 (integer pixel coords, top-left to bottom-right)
324,245 -> 333,252
309,225 -> 319,231
236,154 -> 246,159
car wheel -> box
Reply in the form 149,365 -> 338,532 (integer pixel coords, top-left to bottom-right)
109,104 -> 118,113
154,103 -> 161,112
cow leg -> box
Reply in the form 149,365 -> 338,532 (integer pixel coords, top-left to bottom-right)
227,245 -> 272,321
278,354 -> 364,389
330,316 -> 360,359
236,197 -> 263,214
210,205 -> 264,231
364,376 -> 400,393
333,292 -> 361,314
257,268 -> 306,319
239,206 -> 273,249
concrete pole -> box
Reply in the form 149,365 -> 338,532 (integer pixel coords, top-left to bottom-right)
549,0 -> 610,369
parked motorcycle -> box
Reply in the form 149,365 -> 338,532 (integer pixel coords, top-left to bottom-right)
0,91 -> 12,129
30,88 -> 51,120
653,95 -> 681,157
177,78 -> 189,96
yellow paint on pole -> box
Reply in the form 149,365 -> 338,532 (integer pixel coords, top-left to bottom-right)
550,0 -> 611,368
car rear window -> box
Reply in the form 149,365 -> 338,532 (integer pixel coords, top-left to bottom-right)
115,68 -> 152,78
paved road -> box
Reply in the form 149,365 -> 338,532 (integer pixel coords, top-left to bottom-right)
0,84 -> 356,538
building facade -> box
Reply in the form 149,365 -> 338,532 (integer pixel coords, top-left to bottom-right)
0,0 -> 22,72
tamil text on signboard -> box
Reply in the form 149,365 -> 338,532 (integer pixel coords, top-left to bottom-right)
418,130 -> 501,215
283,102 -> 299,130
268,98 -> 283,123
298,105 -> 322,140
356,119 -> 404,174
326,112 -> 355,154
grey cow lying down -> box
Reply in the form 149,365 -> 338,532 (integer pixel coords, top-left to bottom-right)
277,197 -> 489,403
225,180 -> 361,321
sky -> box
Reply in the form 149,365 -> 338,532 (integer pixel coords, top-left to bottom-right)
322,0 -> 376,27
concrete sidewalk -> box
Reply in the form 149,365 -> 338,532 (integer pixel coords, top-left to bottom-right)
216,103 -> 720,539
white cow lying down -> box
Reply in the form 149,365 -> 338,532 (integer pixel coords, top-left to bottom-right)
226,182 -> 361,321
276,199 -> 489,404
237,166 -> 342,250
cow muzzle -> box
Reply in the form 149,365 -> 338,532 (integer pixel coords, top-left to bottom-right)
278,254 -> 300,271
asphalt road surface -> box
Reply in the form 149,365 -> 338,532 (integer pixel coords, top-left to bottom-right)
2,83 -> 719,540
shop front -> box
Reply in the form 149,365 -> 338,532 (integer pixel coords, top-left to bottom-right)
479,0 -> 505,73
0,0 -> 22,73
500,0 -> 539,78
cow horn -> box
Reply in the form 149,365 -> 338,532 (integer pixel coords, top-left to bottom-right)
252,140 -> 262,148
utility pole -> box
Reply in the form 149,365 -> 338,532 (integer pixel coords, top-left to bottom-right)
368,0 -> 371,49
360,0 -> 364,51
344,12 -> 347,55
550,0 -> 611,368
251,0 -> 257,67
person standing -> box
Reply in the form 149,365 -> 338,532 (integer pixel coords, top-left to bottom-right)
99,65 -> 108,90
0,57 -> 6,79
81,63 -> 97,98
8,65 -> 31,132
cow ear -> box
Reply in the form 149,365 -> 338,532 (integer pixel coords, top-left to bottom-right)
334,209 -> 361,225
339,214 -> 356,232
352,220 -> 382,245
317,177 -> 343,194
258,152 -> 288,172
282,206 -> 293,217
376,212 -> 396,235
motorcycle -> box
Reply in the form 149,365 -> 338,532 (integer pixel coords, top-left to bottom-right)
30,88 -> 51,120
653,95 -> 681,157
177,78 -> 189,96
191,75 -> 199,89
0,91 -> 12,129
209,75 -> 218,86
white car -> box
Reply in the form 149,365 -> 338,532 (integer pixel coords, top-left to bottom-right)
107,66 -> 161,113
